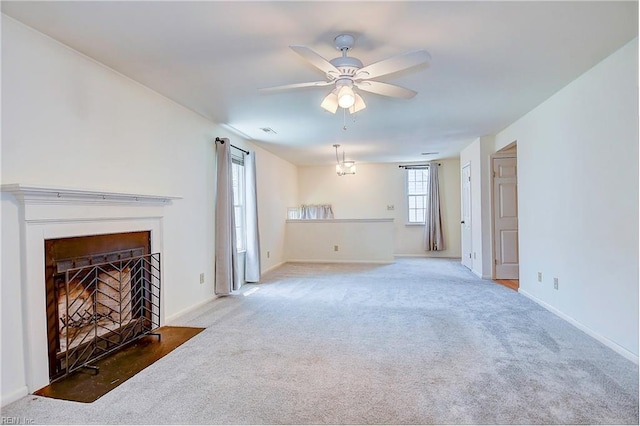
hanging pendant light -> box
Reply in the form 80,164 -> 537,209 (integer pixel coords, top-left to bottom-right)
333,144 -> 356,176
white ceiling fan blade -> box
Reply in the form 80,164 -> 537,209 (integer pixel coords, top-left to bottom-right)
259,81 -> 332,93
355,50 -> 431,80
355,81 -> 417,99
290,45 -> 341,76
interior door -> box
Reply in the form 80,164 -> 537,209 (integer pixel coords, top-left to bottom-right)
461,164 -> 472,269
493,157 -> 519,279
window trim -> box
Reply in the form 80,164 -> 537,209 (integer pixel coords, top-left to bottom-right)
405,167 -> 429,225
231,155 -> 247,253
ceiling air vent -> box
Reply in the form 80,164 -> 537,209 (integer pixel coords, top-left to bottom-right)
259,127 -> 277,134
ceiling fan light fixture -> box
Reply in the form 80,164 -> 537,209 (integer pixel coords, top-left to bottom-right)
337,85 -> 355,109
349,93 -> 366,114
261,35 -> 430,123
320,92 -> 339,114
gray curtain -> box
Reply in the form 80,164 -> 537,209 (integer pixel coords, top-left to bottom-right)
244,151 -> 261,283
214,138 -> 239,295
425,161 -> 446,251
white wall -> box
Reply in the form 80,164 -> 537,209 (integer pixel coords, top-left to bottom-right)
253,145 -> 298,273
297,160 -> 461,258
494,38 -> 638,359
285,219 -> 394,263
459,136 -> 494,278
1,16 -> 297,405
0,195 -> 28,404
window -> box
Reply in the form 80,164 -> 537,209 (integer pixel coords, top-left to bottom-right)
231,155 -> 246,252
406,168 -> 429,224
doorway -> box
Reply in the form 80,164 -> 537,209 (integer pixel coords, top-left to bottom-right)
492,144 -> 519,281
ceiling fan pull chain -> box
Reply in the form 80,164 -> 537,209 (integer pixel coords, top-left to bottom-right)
343,108 -> 347,131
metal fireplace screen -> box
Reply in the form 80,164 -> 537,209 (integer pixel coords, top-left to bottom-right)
56,250 -> 161,377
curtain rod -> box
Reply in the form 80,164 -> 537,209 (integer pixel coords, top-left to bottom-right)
215,137 -> 250,155
398,163 -> 441,169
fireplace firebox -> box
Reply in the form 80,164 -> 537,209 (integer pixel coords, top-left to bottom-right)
44,232 -> 161,380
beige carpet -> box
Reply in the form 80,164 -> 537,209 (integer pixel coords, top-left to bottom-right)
2,258 -> 638,424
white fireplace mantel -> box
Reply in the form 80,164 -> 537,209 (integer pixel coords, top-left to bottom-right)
1,183 -> 181,205
3,183 -> 178,393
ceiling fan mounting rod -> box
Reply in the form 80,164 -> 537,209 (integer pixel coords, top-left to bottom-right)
330,34 -> 361,78
334,34 -> 355,52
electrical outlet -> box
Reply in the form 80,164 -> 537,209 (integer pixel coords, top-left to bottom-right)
334,245 -> 339,252
199,273 -> 205,284
537,272 -> 543,282
554,278 -> 559,290
387,205 -> 395,211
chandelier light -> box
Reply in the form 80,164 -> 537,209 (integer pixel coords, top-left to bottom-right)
333,144 -> 356,176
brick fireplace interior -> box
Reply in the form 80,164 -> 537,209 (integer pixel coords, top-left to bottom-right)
44,231 -> 158,380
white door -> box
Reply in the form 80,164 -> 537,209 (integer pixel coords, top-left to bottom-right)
461,164 -> 472,269
493,157 -> 518,279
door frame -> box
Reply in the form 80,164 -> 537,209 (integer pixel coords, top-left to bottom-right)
461,162 -> 472,270
491,142 -> 518,279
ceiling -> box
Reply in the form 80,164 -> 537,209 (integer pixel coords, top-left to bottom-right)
2,1 -> 637,166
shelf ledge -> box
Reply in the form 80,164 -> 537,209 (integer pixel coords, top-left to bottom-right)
286,218 -> 394,224
1,184 -> 181,205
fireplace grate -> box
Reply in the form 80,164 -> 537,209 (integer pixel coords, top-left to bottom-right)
57,252 -> 161,378
56,247 -> 147,273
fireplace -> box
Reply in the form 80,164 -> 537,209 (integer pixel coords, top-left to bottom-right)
1,183 -> 178,393
45,232 -> 161,380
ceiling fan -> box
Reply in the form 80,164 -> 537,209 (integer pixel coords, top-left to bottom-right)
259,34 -> 431,114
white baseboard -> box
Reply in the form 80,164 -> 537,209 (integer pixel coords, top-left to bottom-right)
286,259 -> 394,265
261,261 -> 286,274
471,268 -> 491,280
519,289 -> 639,364
394,254 -> 462,259
164,295 -> 217,324
1,386 -> 28,408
